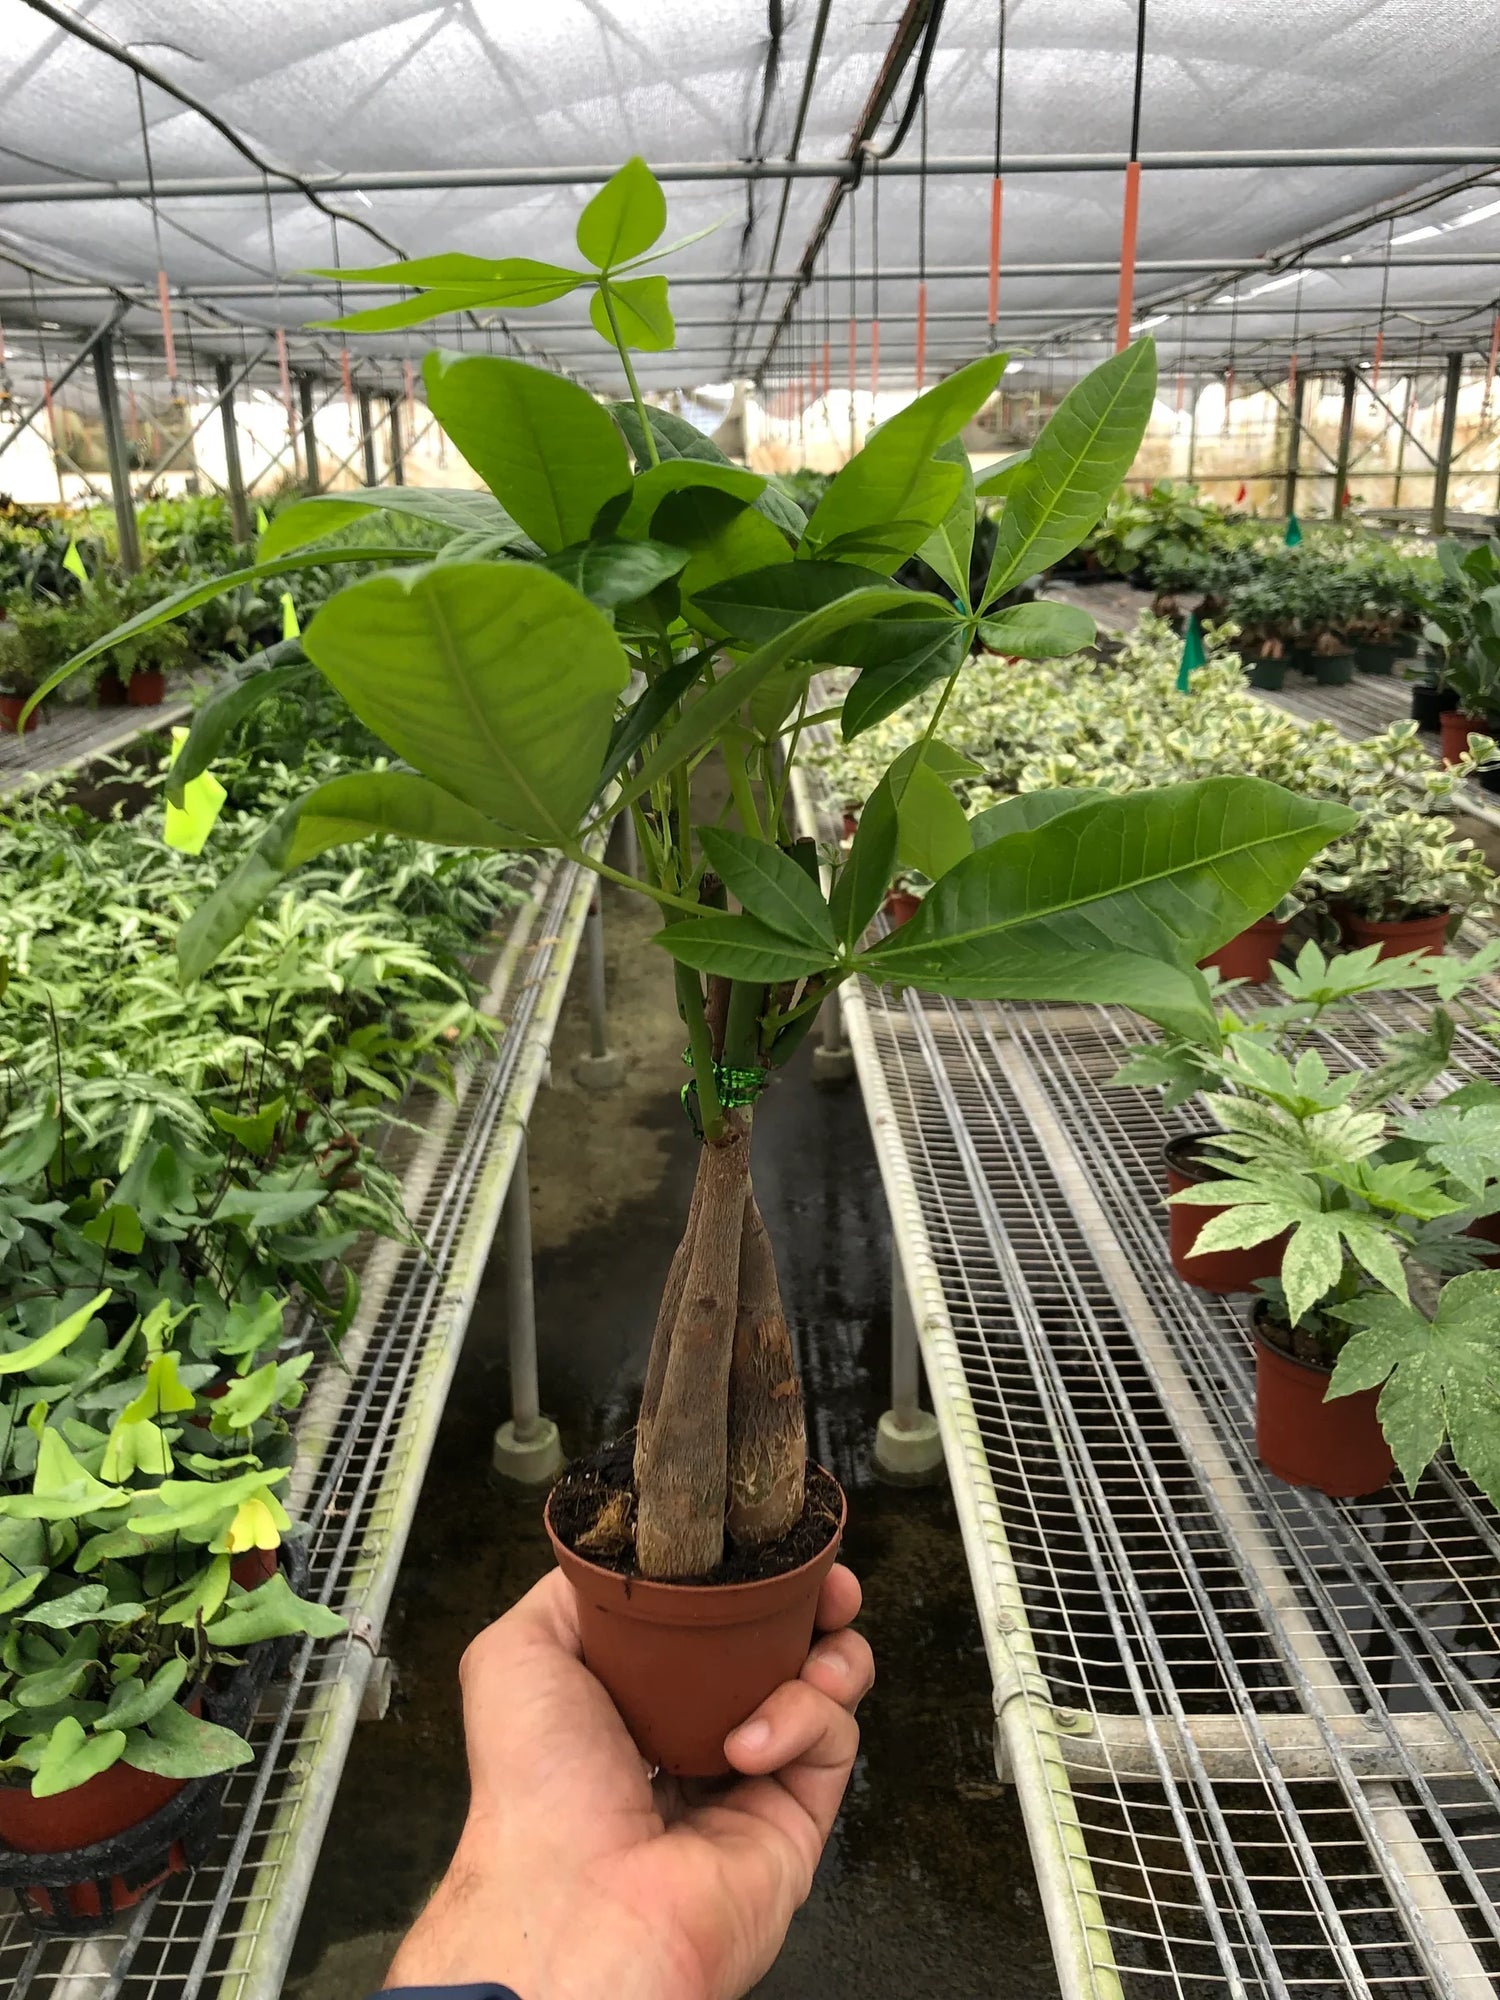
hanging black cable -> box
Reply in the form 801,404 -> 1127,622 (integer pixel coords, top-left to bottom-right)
1115,0 -> 1149,350
871,159 -> 881,397
859,0 -> 947,167
916,92 -> 929,389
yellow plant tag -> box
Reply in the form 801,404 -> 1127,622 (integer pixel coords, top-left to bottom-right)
163,725 -> 227,855
280,591 -> 300,640
62,538 -> 89,584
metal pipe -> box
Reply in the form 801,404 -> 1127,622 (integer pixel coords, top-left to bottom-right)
889,1240 -> 923,1430
505,1131 -> 541,1441
386,392 -> 405,486
5,147 -> 1500,203
1431,349 -> 1465,531
1332,364 -> 1357,518
297,371 -> 321,492
356,387 -> 379,487
216,356 -> 251,543
584,890 -> 609,1062
91,330 -> 140,573
0,301 -> 129,463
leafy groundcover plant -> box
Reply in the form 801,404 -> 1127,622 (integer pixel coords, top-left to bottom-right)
33,160 -> 1353,1586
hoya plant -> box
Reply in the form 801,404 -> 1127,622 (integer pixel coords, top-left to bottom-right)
30,160 -> 1352,1581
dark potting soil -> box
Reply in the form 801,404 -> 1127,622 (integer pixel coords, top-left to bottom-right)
1254,1306 -> 1331,1371
549,1436 -> 844,1586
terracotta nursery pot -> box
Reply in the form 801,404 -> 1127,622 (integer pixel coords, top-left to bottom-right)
0,1751 -> 189,1858
1439,707 -> 1487,766
1410,682 -> 1457,733
0,693 -> 38,735
546,1474 -> 847,1778
1341,909 -> 1450,960
883,890 -> 922,927
125,670 -> 166,708
1164,1134 -> 1288,1294
1253,1317 -> 1393,1499
1198,915 -> 1287,984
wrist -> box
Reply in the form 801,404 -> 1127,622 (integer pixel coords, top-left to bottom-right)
384,1826 -> 551,1995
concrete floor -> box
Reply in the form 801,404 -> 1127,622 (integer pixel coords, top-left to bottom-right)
282,875 -> 1058,2000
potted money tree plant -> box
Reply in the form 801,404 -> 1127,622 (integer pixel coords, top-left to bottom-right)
30,160 -> 1353,1775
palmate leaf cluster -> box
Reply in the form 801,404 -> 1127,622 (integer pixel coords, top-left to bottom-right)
26,158 -> 1360,1101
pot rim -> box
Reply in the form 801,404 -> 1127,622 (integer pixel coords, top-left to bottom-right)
545,1464 -> 847,1601
1345,908 -> 1450,935
1250,1305 -> 1334,1381
1163,1129 -> 1234,1184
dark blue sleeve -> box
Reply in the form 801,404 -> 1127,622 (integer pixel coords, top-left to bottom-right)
373,1987 -> 523,2000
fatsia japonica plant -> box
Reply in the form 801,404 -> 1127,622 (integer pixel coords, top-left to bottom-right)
32,160 -> 1354,1580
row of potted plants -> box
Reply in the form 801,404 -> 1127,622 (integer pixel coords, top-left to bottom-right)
0,679 -> 527,1924
811,620 -> 1497,959
1114,940 -> 1500,1506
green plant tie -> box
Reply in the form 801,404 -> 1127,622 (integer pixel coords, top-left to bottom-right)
1284,512 -> 1302,548
1175,610 -> 1207,693
679,1048 -> 766,1135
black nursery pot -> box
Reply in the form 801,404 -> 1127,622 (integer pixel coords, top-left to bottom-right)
1410,681 -> 1458,732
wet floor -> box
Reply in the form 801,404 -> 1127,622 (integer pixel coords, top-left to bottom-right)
283,876 -> 1058,2000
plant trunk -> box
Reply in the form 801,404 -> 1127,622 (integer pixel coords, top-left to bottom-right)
634,1114 -> 807,1579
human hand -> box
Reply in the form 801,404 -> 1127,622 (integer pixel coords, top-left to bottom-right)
383,1561 -> 873,2000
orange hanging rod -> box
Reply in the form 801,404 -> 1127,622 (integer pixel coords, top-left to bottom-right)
156,268 -> 177,384
870,317 -> 881,399
914,282 -> 928,392
403,359 -> 417,422
275,326 -> 295,439
848,315 -> 857,392
1114,160 -> 1141,352
822,338 -> 831,400
987,176 -> 1003,324
340,347 -> 354,401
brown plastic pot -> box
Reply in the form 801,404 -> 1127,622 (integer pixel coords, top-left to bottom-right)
1439,707 -> 1486,766
1341,908 -> 1450,960
0,693 -> 38,735
1198,915 -> 1287,984
1164,1134 -> 1288,1294
546,1475 -> 847,1778
95,671 -> 129,708
1464,1210 -> 1500,1268
0,1718 -> 196,1855
883,890 -> 922,927
125,670 -> 166,707
1253,1320 -> 1393,1498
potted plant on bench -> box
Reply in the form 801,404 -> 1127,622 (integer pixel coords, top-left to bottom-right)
26,159 -> 1354,1775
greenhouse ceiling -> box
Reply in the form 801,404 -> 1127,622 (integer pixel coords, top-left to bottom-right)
0,0 -> 1498,403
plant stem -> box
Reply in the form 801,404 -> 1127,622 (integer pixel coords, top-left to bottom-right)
598,280 -> 658,467
676,963 -> 725,1140
567,846 -> 702,917
723,734 -> 763,838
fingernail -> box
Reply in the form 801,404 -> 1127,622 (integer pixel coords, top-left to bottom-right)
731,1717 -> 771,1752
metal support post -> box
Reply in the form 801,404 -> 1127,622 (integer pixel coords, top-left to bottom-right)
297,372 -> 320,493
215,357 -> 252,545
91,330 -> 140,573
617,803 -> 640,884
573,888 -> 625,1089
387,392 -> 406,485
1332,366 -> 1356,518
811,982 -> 855,1086
1431,349 -> 1465,533
1282,365 -> 1306,521
491,1131 -> 565,1483
874,1240 -> 945,1481
357,387 -> 379,487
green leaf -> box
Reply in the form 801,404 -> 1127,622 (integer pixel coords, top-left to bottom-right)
698,828 -> 835,951
618,587 -> 916,813
540,537 -> 688,609
30,1716 -> 125,1798
895,761 -> 972,882
304,562 -> 629,840
205,1571 -> 346,1646
654,914 -> 834,983
212,1186 -> 328,1230
0,1113 -> 60,1184
209,1096 -> 286,1159
978,600 -> 1097,660
0,1290 -> 110,1377
259,489 -> 530,561
839,618 -> 969,739
619,460 -> 765,540
594,654 -> 705,799
81,1204 -> 145,1254
973,448 -> 1032,497
593,275 -> 675,351
970,788 -> 1111,843
312,252 -> 583,291
165,650 -> 309,808
831,779 -> 899,947
861,777 -> 1355,1038
692,561 -> 891,646
1279,1217 -> 1346,1325
984,341 -> 1158,605
803,355 -> 1007,572
422,352 -> 632,553
576,157 -> 667,269
916,438 -> 977,607
0,1569 -> 45,1614
610,400 -> 725,468
312,289 -> 523,334
159,1553 -> 231,1627
103,1657 -> 187,1732
123,1700 -> 254,1779
19,1583 -> 108,1628
19,549 -> 422,721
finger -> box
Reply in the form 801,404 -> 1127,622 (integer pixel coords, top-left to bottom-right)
799,1628 -> 875,1714
723,1678 -> 860,1850
814,1562 -> 861,1634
